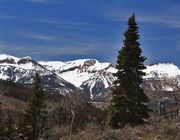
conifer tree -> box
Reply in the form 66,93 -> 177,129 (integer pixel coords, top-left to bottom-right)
4,113 -> 16,140
0,103 -> 16,140
108,14 -> 151,128
18,73 -> 47,140
0,101 -> 6,139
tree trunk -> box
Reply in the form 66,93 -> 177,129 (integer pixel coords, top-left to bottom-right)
69,109 -> 75,140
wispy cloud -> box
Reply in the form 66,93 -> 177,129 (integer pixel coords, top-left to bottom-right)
18,31 -> 106,46
0,0 -> 49,3
20,32 -> 58,42
0,41 -> 98,57
32,46 -> 96,55
26,0 -> 48,2
0,14 -> 97,31
103,8 -> 180,28
0,15 -> 18,20
137,15 -> 180,28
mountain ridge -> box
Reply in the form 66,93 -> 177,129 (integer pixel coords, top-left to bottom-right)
0,54 -> 180,100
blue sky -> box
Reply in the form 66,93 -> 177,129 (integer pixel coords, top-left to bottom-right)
0,0 -> 180,65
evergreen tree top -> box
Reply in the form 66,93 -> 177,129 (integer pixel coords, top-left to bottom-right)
124,14 -> 140,47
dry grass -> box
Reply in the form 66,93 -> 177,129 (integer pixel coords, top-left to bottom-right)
0,95 -> 26,112
1,94 -> 180,140
58,117 -> 180,140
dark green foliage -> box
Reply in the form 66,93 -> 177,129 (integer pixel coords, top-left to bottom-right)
4,113 -> 16,140
49,100 -> 106,134
72,102 -> 107,130
108,14 -> 151,128
0,102 -> 6,139
0,79 -> 30,101
0,104 -> 16,140
18,73 -> 47,140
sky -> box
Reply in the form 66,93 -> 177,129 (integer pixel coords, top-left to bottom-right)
0,0 -> 180,65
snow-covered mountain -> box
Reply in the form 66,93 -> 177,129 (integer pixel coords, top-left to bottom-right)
39,59 -> 117,99
0,54 -> 80,95
0,54 -> 180,100
144,63 -> 180,78
40,60 -> 180,99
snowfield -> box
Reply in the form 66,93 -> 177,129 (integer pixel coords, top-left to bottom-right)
144,63 -> 180,78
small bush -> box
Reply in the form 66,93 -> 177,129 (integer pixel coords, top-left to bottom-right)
102,130 -> 120,140
164,126 -> 178,136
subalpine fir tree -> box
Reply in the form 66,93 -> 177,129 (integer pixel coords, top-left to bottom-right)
18,73 -> 47,140
108,14 -> 151,128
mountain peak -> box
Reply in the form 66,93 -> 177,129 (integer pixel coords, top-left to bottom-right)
0,54 -> 20,64
17,56 -> 33,65
20,56 -> 32,60
0,54 -> 34,65
66,59 -> 99,66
